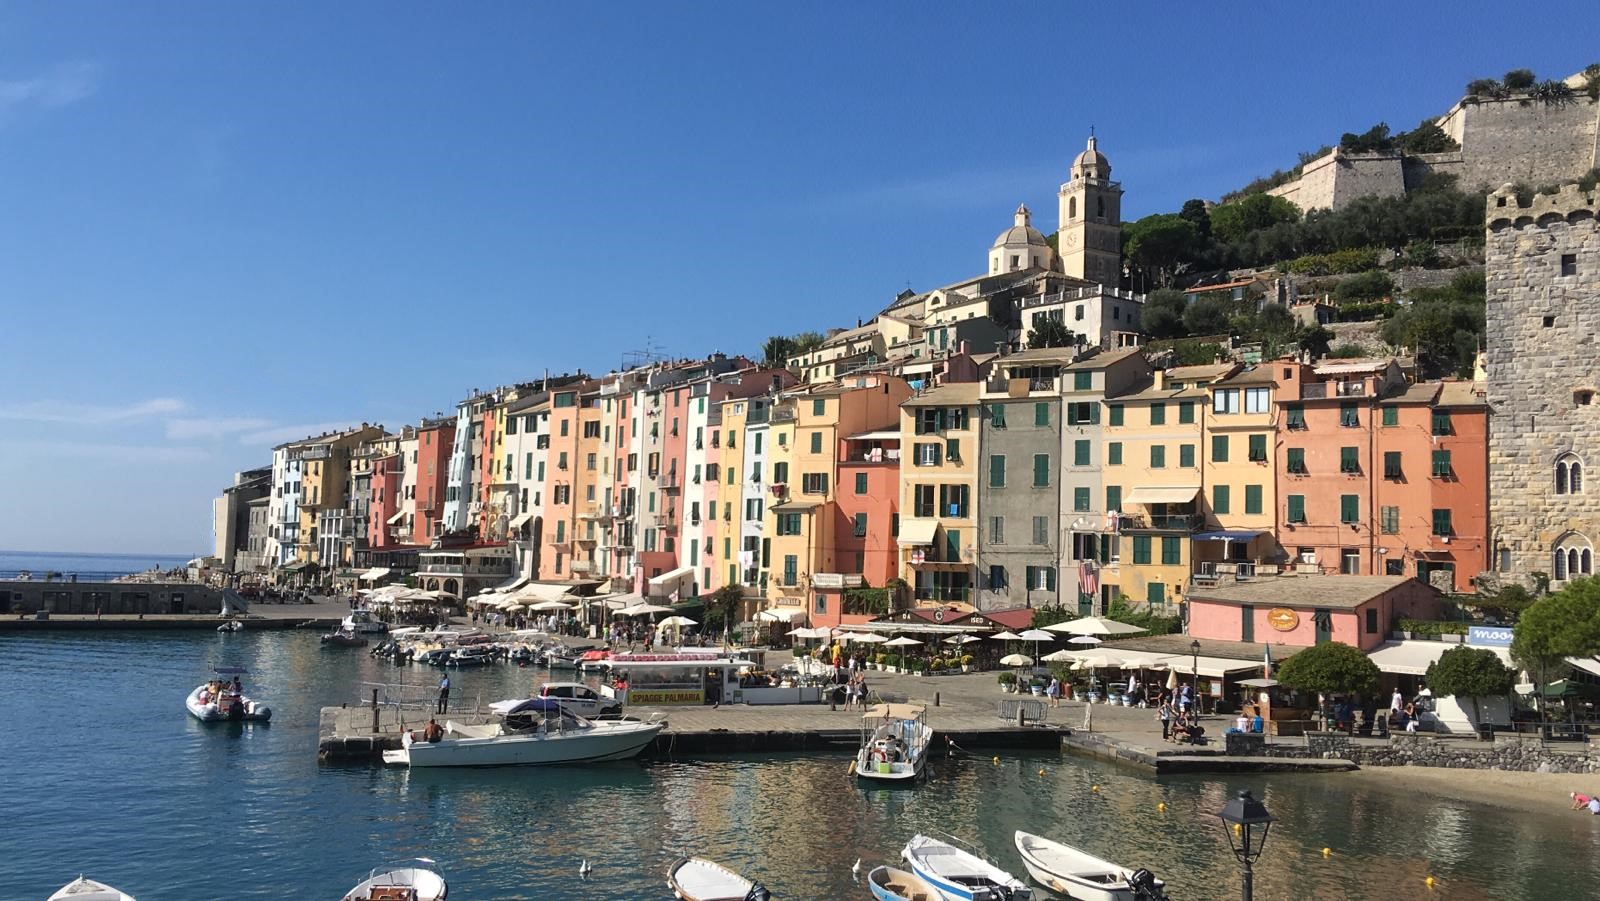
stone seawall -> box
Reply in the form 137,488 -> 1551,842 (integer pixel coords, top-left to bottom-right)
1255,731 -> 1600,774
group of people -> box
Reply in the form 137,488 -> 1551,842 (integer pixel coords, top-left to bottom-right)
197,676 -> 244,707
842,672 -> 871,710
1569,792 -> 1600,814
1155,686 -> 1208,744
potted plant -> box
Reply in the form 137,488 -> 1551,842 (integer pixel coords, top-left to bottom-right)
998,671 -> 1017,692
873,653 -> 885,671
961,654 -> 974,673
885,653 -> 900,674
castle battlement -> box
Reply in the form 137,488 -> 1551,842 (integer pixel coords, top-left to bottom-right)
1487,182 -> 1599,226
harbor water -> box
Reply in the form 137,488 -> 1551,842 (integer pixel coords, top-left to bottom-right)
6,630 -> 1600,900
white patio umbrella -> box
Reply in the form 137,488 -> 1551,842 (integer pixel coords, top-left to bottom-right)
835,632 -> 871,643
530,601 -> 573,611
990,630 -> 1025,641
656,615 -> 698,628
851,633 -> 888,644
884,636 -> 923,647
1041,648 -> 1078,663
943,634 -> 982,645
1067,635 -> 1103,646
1044,616 -> 1146,636
999,653 -> 1033,667
617,603 -> 674,616
1018,628 -> 1055,665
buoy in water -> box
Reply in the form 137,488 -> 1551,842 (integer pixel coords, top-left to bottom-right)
1091,785 -> 1100,792
1038,769 -> 1046,776
1425,876 -> 1436,889
1157,802 -> 1166,812
1322,847 -> 1331,857
993,756 -> 1000,764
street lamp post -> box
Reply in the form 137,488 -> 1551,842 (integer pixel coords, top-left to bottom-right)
1190,638 -> 1201,711
1218,789 -> 1274,901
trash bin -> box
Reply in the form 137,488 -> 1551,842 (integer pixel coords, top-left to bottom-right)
588,624 -> 598,639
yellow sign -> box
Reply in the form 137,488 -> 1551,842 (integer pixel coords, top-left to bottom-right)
1267,608 -> 1299,632
628,689 -> 705,706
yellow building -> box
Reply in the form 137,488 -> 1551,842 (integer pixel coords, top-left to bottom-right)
897,381 -> 982,610
1199,365 -> 1280,573
762,397 -> 806,617
293,425 -> 386,573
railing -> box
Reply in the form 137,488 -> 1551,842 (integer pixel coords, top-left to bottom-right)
914,586 -> 972,603
416,564 -> 465,575
847,449 -> 901,464
1302,382 -> 1368,399
1119,514 -> 1195,531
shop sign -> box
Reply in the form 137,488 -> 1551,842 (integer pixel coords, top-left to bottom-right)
1467,625 -> 1513,647
1267,608 -> 1299,631
627,689 -> 705,705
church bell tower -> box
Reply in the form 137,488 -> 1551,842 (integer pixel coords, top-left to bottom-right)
1057,134 -> 1124,288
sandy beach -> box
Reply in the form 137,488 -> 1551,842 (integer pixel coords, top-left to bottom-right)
1345,765 -> 1600,817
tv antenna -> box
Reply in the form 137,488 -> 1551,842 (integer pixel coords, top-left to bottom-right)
621,336 -> 669,372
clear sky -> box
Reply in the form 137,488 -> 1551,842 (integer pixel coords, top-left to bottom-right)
2,3 -> 1596,555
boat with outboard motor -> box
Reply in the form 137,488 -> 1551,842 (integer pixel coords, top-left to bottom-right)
185,667 -> 271,722
1013,832 -> 1166,901
381,698 -> 663,767
666,857 -> 771,901
340,858 -> 447,900
47,876 -> 136,901
341,608 -> 389,635
901,834 -> 1030,901
868,865 -> 942,901
322,628 -> 369,647
852,703 -> 933,782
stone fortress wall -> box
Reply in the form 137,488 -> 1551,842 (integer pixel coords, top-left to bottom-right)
1484,183 -> 1600,580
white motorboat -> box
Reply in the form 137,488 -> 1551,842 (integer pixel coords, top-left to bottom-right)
853,703 -> 933,782
216,620 -> 243,633
902,834 -> 1030,901
1013,832 -> 1165,901
185,667 -> 271,722
340,858 -> 447,900
47,876 -> 135,901
382,699 -> 663,767
868,865 -> 942,901
342,608 -> 390,635
666,857 -> 770,901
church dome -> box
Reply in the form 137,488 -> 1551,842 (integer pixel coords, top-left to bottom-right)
992,203 -> 1051,250
1072,135 -> 1110,179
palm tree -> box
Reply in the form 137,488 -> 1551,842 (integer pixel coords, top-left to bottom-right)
761,336 -> 796,368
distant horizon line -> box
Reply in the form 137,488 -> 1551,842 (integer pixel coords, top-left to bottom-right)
0,548 -> 200,560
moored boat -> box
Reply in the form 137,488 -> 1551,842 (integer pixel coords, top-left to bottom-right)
853,703 -> 933,783
1012,832 -> 1165,901
868,865 -> 941,901
322,628 -> 369,647
901,834 -> 1030,901
381,698 -> 662,767
341,608 -> 389,635
47,876 -> 135,901
666,857 -> 770,901
185,667 -> 271,722
340,858 -> 447,900
216,620 -> 243,633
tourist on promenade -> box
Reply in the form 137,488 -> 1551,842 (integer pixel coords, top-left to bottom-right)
436,674 -> 450,714
1046,676 -> 1061,708
1391,687 -> 1404,715
1158,701 -> 1172,741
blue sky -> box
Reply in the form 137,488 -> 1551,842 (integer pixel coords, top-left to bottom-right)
2,3 -> 1596,554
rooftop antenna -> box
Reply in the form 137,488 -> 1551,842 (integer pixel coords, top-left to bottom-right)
621,335 -> 669,372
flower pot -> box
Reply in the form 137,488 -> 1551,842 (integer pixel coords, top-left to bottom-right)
886,666 -> 898,674
962,665 -> 971,673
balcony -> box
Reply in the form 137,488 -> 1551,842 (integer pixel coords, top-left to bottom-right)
1301,381 -> 1368,399
846,448 -> 901,465
417,564 -> 465,576
660,472 -> 680,491
571,559 -> 595,574
914,586 -> 972,603
575,534 -> 597,545
1119,513 -> 1195,532
579,505 -> 609,521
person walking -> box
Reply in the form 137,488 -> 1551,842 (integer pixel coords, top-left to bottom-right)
1046,676 -> 1062,708
1159,700 -> 1173,742
436,673 -> 451,714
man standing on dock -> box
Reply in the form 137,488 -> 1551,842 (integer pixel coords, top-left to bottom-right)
436,674 -> 450,714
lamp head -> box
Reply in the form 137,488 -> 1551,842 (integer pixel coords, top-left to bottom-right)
1218,789 -> 1274,863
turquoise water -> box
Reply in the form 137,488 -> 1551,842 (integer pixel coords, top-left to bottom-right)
6,631 -> 1599,899
0,549 -> 195,579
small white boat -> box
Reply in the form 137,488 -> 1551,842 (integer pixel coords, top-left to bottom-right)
342,608 -> 390,635
47,876 -> 135,901
853,703 -> 933,782
666,857 -> 770,901
340,858 -> 447,900
382,699 -> 662,767
185,667 -> 271,722
216,620 -> 243,633
868,865 -> 942,901
902,834 -> 1030,901
322,628 -> 369,647
1013,832 -> 1164,901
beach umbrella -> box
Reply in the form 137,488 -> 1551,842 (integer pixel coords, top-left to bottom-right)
835,632 -> 871,643
1041,649 -> 1077,663
1044,616 -> 1145,636
656,615 -> 698,628
943,634 -> 982,645
990,630 -> 1025,641
884,636 -> 923,647
999,653 -> 1033,667
1067,635 -> 1103,646
530,601 -> 573,611
1018,628 -> 1055,665
618,603 -> 674,616
851,633 -> 888,644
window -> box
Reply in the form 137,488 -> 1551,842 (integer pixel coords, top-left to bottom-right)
1340,494 -> 1359,523
801,473 -> 828,495
1179,401 -> 1195,424
812,398 -> 826,416
1212,435 -> 1229,463
945,438 -> 961,463
1132,535 -> 1152,564
1105,485 -> 1121,512
1179,444 -> 1195,468
1432,508 -> 1453,537
1562,253 -> 1578,276
914,485 -> 936,517
1025,565 -> 1057,592
1066,402 -> 1098,424
1432,450 -> 1452,478
1150,445 -> 1166,468
809,432 -> 822,454
1286,405 -> 1306,430
1073,487 -> 1090,512
989,454 -> 1006,488
1557,454 -> 1584,494
1108,442 -> 1123,465
774,462 -> 789,483
1286,495 -> 1306,523
1244,387 -> 1270,413
1213,389 -> 1240,415
1146,582 -> 1165,605
1212,485 -> 1230,515
776,513 -> 802,536
1544,315 -> 1556,328
990,516 -> 1005,544
1245,484 -> 1262,515
1381,506 -> 1399,534
1286,447 -> 1306,474
782,555 -> 798,586
1341,403 -> 1360,428
1554,534 -> 1594,580
1248,434 -> 1267,462
853,513 -> 868,538
990,404 -> 1007,428
1340,447 -> 1360,474
855,472 -> 868,495
1383,451 -> 1402,479
1034,453 -> 1052,486
1073,371 -> 1091,391
1381,406 -> 1398,427
989,565 -> 1007,590
1036,402 -> 1051,427
1341,549 -> 1360,575
914,443 -> 941,466
939,484 -> 970,518
1108,404 -> 1124,426
1365,608 -> 1379,635
1161,536 -> 1181,565
1431,410 -> 1452,436
1150,403 -> 1166,426
1032,516 -> 1049,546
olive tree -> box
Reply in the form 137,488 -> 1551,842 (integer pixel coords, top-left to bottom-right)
1275,641 -> 1381,697
1425,645 -> 1516,722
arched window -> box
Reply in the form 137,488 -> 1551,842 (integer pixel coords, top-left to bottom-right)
1574,461 -> 1584,493
1068,197 -> 1077,219
1556,453 -> 1583,494
1097,196 -> 1106,219
1555,549 -> 1567,580
1554,532 -> 1594,581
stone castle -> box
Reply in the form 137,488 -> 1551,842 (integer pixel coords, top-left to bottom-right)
1270,73 -> 1599,212
1485,182 -> 1600,584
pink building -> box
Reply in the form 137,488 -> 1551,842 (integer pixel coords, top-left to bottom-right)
1185,574 -> 1442,652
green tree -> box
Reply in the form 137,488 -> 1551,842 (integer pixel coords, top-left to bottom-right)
1142,289 -> 1188,339
1334,270 -> 1393,303
1472,583 -> 1536,621
1123,214 -> 1202,287
1395,118 -> 1457,154
1425,645 -> 1517,722
1298,324 -> 1334,359
1210,193 -> 1300,244
1182,296 -> 1232,336
790,331 -> 825,353
761,335 -> 796,368
1379,268 -> 1484,377
1026,317 -> 1078,349
1502,68 -> 1537,91
1339,122 -> 1394,154
1275,641 -> 1381,697
706,584 -> 745,640
1179,198 -> 1212,239
1511,577 -> 1600,682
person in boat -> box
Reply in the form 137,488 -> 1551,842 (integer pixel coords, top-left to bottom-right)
423,718 -> 444,743
231,676 -> 243,695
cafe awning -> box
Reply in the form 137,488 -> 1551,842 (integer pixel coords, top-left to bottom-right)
386,511 -> 407,525
647,565 -> 695,597
757,608 -> 805,622
1123,487 -> 1200,506
359,567 -> 391,581
1367,640 -> 1512,676
508,512 -> 534,529
896,519 -> 939,547
1193,530 -> 1266,542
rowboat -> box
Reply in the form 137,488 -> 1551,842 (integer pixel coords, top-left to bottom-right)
340,858 -> 447,900
901,834 -> 1030,901
666,857 -> 771,901
47,876 -> 135,900
868,865 -> 942,901
1012,832 -> 1164,901
853,703 -> 933,783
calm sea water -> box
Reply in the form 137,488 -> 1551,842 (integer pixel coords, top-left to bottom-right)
6,631 -> 1599,900
0,549 -> 195,580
